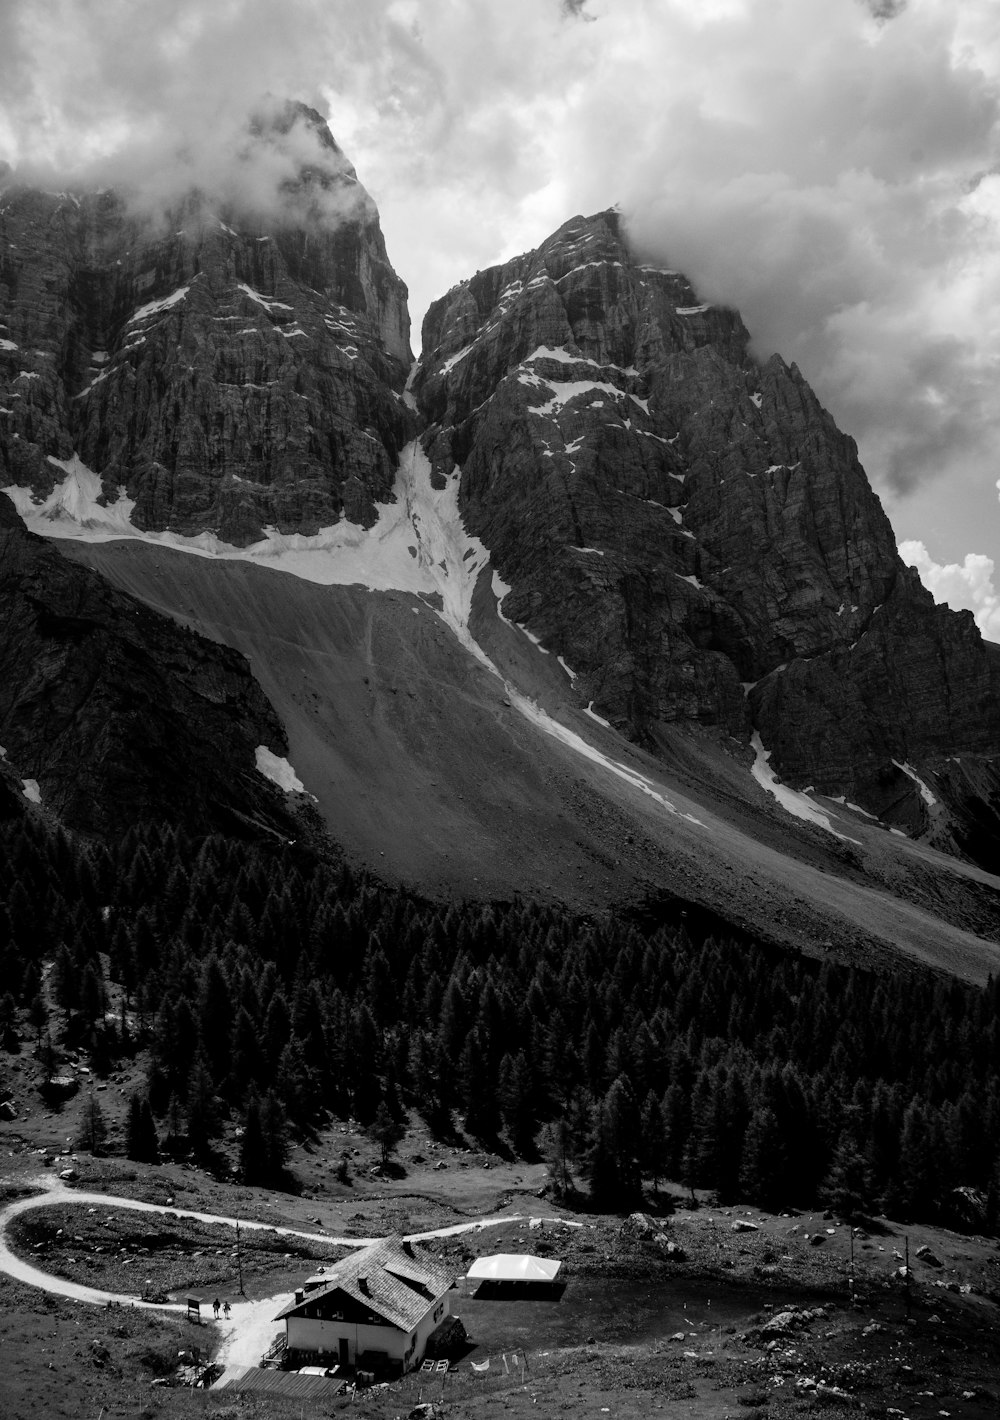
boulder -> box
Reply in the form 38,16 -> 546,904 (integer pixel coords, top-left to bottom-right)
0,1100 -> 16,1121
732,1219 -> 759,1233
43,1076 -> 80,1101
761,1310 -> 799,1338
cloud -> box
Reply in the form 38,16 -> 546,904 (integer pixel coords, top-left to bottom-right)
0,1 -> 406,224
900,539 -> 1000,643
3,0 -> 1000,571
555,0 -> 1000,509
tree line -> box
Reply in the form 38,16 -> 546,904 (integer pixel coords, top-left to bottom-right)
3,810 -> 1000,1222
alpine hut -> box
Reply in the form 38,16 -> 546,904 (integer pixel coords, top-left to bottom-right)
275,1235 -> 456,1374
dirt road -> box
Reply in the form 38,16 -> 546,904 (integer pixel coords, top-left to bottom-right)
0,1174 -> 564,1367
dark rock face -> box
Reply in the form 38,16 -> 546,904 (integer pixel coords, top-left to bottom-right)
414,210 -> 1000,840
0,103 -> 415,545
0,493 -> 306,840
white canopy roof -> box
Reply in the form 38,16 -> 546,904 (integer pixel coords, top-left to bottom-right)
466,1254 -> 562,1282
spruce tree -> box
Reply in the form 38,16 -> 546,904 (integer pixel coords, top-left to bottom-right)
77,1089 -> 109,1156
126,1091 -> 159,1163
639,1091 -> 668,1194
586,1076 -> 641,1208
368,1101 -> 406,1166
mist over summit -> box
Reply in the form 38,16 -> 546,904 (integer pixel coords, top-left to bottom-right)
3,122 -> 1000,979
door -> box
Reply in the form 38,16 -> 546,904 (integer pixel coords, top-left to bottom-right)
339,1337 -> 349,1366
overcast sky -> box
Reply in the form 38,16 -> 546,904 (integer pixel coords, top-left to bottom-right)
3,0 -> 1000,636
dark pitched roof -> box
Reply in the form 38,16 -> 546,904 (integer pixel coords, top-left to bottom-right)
275,1235 -> 456,1331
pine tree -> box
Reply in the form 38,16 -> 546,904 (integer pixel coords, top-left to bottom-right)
739,1107 -> 787,1210
639,1091 -> 668,1194
499,1051 -> 537,1155
239,1091 -> 268,1185
126,1091 -> 159,1163
822,1124 -> 871,1221
260,1089 -> 289,1183
586,1076 -> 641,1208
77,1088 -> 109,1156
368,1101 -> 406,1166
186,1051 -> 218,1158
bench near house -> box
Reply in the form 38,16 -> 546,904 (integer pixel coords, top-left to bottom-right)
274,1234 -> 457,1375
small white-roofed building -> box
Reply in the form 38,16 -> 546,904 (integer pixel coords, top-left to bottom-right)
275,1235 -> 457,1375
466,1254 -> 562,1283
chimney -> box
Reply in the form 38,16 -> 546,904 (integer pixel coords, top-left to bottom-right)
403,1241 -> 414,1257
358,1275 -> 368,1294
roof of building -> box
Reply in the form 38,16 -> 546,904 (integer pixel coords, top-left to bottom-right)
465,1253 -> 562,1282
275,1234 -> 456,1332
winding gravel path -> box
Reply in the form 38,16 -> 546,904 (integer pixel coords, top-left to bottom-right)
0,1174 -> 571,1367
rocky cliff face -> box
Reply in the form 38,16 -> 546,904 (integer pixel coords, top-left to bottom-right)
0,103 -> 415,546
414,210 -> 1000,840
0,491 -> 311,840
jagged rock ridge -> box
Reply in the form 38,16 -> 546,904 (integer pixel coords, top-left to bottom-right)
0,492 -> 312,840
0,102 -> 416,546
413,210 -> 1000,851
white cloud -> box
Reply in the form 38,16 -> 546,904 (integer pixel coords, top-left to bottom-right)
899,538 -> 1000,643
3,0 -> 1000,570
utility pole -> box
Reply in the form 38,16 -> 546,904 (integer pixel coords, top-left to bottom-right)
904,1235 -> 911,1319
849,1227 -> 856,1307
236,1220 -> 245,1296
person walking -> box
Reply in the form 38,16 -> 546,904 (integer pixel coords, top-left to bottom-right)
213,1297 -> 220,1319
223,1300 -> 231,1319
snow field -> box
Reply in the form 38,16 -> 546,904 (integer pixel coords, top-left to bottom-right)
751,733 -> 860,845
5,443 -> 708,832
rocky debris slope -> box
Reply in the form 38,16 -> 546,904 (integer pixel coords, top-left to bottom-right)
0,492 -> 310,840
0,103 -> 415,546
414,210 -> 1000,857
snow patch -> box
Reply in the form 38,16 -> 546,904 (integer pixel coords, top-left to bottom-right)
556,655 -> 579,683
255,747 -> 312,796
21,779 -> 41,805
237,283 -> 293,312
583,703 -> 611,728
526,345 -> 639,377
751,733 -> 861,844
829,796 -> 880,821
128,286 -> 190,324
515,694 -> 703,826
529,378 -> 648,417
441,344 -> 473,373
892,759 -> 937,807
676,304 -> 709,315
0,338 -> 18,352
3,455 -> 136,534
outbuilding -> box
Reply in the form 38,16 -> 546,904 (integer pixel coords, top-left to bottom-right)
275,1235 -> 456,1375
465,1254 -> 562,1284
465,1253 -> 564,1299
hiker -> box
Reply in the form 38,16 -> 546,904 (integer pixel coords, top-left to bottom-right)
223,1300 -> 231,1319
213,1297 -> 220,1319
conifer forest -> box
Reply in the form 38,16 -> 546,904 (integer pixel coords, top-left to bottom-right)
3,811 -> 999,1230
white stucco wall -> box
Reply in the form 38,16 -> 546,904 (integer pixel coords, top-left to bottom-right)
287,1315 -> 404,1362
411,1291 -> 451,1362
286,1291 -> 450,1371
